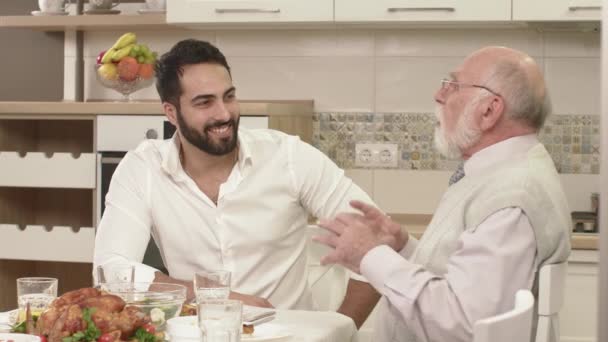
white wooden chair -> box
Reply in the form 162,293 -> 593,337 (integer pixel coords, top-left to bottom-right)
473,290 -> 535,342
535,262 -> 568,342
305,225 -> 349,311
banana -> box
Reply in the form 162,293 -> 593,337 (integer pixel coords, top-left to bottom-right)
111,32 -> 137,51
111,44 -> 135,62
100,48 -> 115,64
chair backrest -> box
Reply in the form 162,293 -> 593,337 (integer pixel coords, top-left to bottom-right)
535,262 -> 568,342
305,225 -> 349,311
473,290 -> 535,342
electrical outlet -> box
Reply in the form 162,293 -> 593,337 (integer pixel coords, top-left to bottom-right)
355,143 -> 399,168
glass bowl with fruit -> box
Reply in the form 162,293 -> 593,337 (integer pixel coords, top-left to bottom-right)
94,33 -> 158,102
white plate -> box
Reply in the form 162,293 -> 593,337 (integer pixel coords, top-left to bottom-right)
31,10 -> 69,16
83,9 -> 121,15
0,333 -> 41,342
242,324 -> 292,341
137,9 -> 166,14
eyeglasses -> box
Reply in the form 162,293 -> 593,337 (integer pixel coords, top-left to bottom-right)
440,78 -> 501,97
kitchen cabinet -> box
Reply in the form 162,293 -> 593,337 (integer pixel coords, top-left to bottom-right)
335,0 -> 511,22
513,0 -> 601,21
167,0 -> 333,25
560,250 -> 598,342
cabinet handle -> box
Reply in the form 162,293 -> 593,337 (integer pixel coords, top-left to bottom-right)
215,8 -> 281,14
146,129 -> 158,139
387,7 -> 455,13
568,6 -> 601,11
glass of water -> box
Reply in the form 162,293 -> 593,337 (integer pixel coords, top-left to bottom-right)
16,277 -> 58,322
197,299 -> 242,342
194,270 -> 231,302
96,264 -> 135,285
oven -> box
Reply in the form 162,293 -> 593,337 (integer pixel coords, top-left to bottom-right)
97,115 -> 175,272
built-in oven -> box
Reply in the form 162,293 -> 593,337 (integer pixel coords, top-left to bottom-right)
96,115 -> 268,272
97,115 -> 175,272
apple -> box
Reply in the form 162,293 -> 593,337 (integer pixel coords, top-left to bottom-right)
97,63 -> 118,81
96,50 -> 106,65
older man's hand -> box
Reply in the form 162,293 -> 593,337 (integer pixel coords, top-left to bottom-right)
314,200 -> 408,274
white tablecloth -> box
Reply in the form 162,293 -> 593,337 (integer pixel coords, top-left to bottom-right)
268,310 -> 359,342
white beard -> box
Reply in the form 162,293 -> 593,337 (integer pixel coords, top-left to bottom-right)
434,96 -> 484,159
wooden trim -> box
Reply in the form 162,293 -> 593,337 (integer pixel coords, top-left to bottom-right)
0,14 -> 169,31
571,234 -> 599,250
0,101 -> 314,116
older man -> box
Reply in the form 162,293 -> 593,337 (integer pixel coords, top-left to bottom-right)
315,46 -> 571,342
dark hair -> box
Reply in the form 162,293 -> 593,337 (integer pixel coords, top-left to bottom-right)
155,39 -> 231,107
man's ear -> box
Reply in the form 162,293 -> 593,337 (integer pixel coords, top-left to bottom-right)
163,102 -> 178,127
479,95 -> 505,131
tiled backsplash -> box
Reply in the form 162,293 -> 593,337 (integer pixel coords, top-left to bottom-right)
313,113 -> 600,174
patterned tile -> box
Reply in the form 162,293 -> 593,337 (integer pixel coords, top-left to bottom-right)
312,112 -> 600,174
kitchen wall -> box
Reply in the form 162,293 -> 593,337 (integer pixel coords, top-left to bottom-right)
80,21 -> 601,213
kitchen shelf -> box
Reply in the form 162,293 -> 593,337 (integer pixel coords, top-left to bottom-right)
0,187 -> 93,229
0,152 -> 96,189
0,101 -> 314,116
0,14 -> 169,31
0,225 -> 95,263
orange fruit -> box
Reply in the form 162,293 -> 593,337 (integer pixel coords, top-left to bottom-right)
138,63 -> 155,80
117,57 -> 139,81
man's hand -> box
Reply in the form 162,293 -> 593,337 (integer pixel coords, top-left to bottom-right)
229,291 -> 274,308
314,200 -> 408,273
351,200 -> 408,252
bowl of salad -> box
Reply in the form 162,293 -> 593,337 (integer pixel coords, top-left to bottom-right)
98,282 -> 187,333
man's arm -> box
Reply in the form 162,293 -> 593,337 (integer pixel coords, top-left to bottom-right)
154,272 -> 273,308
358,208 -> 536,342
337,279 -> 381,328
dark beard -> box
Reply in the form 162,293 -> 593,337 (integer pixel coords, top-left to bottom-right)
176,109 -> 239,156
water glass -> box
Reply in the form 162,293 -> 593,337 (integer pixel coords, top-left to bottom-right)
16,277 -> 58,322
197,300 -> 242,342
96,264 -> 135,285
194,270 -> 231,302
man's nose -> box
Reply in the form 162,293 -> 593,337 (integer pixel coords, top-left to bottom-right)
434,87 -> 446,105
214,101 -> 232,121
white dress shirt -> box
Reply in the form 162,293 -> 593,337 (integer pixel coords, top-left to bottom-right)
94,128 -> 373,309
362,135 -> 539,342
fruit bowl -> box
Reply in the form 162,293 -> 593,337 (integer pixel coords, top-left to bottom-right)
95,63 -> 155,102
98,282 -> 187,333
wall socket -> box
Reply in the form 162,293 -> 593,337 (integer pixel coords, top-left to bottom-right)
355,143 -> 399,168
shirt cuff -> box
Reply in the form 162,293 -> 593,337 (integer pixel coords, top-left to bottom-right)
361,245 -> 416,294
135,263 -> 159,283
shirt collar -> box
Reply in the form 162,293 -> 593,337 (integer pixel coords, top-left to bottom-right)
464,134 -> 540,178
161,129 -> 254,179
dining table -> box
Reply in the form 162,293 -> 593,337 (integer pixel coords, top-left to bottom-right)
259,309 -> 360,342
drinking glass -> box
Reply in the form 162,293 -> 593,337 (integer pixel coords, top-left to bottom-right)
96,264 -> 135,285
197,299 -> 242,342
16,277 -> 58,322
194,270 -> 231,302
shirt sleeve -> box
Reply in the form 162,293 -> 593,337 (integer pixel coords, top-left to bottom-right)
360,207 -> 536,342
288,137 -> 375,220
93,152 -> 159,284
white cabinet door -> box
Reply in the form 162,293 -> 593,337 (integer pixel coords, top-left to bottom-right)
560,250 -> 598,342
168,0 -> 333,24
513,0 -> 601,21
335,0 -> 511,22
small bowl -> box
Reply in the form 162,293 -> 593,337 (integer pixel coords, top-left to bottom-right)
98,282 -> 186,332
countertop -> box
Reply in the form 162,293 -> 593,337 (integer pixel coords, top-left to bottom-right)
389,213 -> 598,250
